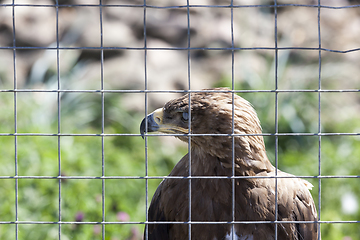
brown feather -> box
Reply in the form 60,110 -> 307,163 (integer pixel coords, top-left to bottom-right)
143,88 -> 318,240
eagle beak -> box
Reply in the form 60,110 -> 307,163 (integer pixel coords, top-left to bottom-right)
140,108 -> 164,139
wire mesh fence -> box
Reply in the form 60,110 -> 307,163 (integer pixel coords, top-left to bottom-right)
0,0 -> 359,239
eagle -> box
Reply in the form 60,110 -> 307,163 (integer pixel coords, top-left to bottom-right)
140,88 -> 318,240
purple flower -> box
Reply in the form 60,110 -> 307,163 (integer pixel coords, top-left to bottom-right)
75,211 -> 84,222
116,211 -> 130,222
93,225 -> 101,235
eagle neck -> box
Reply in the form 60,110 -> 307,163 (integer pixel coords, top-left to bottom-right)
233,134 -> 275,175
190,139 -> 274,176
189,146 -> 231,177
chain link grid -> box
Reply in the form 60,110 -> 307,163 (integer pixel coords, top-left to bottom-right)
0,1 -> 359,240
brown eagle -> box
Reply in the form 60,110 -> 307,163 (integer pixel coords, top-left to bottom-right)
140,88 -> 318,240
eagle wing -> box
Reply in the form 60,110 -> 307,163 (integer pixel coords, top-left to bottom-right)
276,172 -> 318,240
146,160 -> 318,240
145,155 -> 190,240
146,181 -> 170,240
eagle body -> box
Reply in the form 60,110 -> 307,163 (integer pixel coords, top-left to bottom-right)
140,88 -> 318,240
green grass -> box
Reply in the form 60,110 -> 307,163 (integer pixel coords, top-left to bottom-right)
0,82 -> 359,239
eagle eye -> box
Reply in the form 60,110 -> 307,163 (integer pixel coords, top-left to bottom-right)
182,112 -> 189,121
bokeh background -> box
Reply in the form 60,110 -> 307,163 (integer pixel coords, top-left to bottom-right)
0,0 -> 359,239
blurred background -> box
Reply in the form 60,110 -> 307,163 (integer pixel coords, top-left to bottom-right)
0,0 -> 359,239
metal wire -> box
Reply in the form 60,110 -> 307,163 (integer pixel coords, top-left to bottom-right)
143,0 -> 149,239
230,1 -> 236,239
55,1 -> 62,239
0,220 -> 358,225
99,2 -> 106,239
317,1 -> 322,239
1,3 -> 360,9
1,1 -> 360,240
11,1 -> 19,239
1,46 -> 360,53
1,132 -> 359,137
186,0 -> 192,239
274,1 -> 279,238
1,89 -> 359,93
0,175 -> 359,180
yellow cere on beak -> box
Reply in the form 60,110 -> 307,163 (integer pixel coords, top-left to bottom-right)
140,108 -> 188,139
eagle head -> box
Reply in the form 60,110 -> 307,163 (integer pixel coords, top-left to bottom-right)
140,88 -> 269,166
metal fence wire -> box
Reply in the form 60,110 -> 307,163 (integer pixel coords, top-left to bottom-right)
0,0 -> 360,240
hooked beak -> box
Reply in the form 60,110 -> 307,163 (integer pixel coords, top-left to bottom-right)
140,108 -> 163,139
